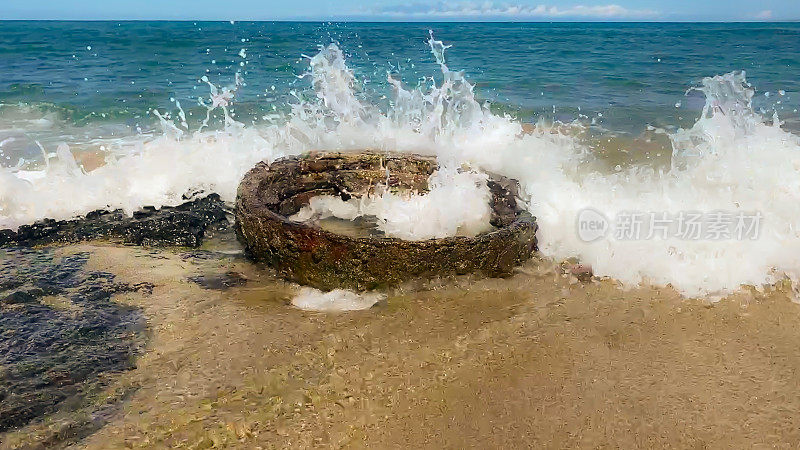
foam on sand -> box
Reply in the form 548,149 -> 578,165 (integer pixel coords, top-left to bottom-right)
291,287 -> 385,312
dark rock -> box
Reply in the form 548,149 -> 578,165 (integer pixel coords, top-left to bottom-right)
1,290 -> 39,305
122,211 -> 207,247
188,271 -> 248,290
0,278 -> 24,292
0,248 -> 149,434
0,194 -> 229,248
179,250 -> 228,261
565,262 -> 594,283
235,151 -> 538,291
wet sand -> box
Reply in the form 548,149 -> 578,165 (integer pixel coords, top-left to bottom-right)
3,240 -> 800,448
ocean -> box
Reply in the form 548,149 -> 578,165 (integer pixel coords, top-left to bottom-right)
2,22 -> 799,132
2,21 -> 800,295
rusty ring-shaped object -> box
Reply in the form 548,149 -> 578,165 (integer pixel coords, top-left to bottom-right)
235,151 -> 537,291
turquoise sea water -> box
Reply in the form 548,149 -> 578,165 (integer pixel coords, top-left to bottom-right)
1,21 -> 799,142
3,20 -> 800,306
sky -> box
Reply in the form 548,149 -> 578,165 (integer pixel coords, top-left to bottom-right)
2,0 -> 799,22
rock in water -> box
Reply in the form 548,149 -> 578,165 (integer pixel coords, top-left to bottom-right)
188,271 -> 248,290
235,151 -> 538,291
0,194 -> 229,248
0,249 -> 150,435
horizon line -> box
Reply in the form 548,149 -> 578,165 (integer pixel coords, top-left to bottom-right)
1,19 -> 799,23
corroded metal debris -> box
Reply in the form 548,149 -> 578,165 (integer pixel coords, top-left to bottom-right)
235,151 -> 538,291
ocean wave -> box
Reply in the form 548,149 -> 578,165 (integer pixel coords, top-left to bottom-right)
2,32 -> 799,298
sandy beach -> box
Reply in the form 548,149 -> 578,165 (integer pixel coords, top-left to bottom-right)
3,239 -> 799,448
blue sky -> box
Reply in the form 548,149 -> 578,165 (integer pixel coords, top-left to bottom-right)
2,0 -> 799,21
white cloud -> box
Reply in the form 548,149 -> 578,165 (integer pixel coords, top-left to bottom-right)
755,9 -> 773,20
372,2 -> 660,20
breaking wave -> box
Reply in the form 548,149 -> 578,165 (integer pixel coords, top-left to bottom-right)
2,32 -> 800,298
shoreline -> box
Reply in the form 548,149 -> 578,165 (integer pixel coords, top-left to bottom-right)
3,241 -> 799,447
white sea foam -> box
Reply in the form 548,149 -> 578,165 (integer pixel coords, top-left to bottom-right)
1,33 -> 799,298
291,168 -> 492,240
292,287 -> 384,311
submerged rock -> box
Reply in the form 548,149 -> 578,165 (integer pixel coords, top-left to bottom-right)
188,271 -> 248,290
235,151 -> 538,291
0,194 -> 229,248
1,289 -> 40,305
0,248 -> 150,435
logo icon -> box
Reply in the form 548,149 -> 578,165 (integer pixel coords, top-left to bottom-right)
576,208 -> 609,242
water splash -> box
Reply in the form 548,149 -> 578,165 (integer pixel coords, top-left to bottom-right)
2,35 -> 800,299
535,71 -> 800,297
291,167 -> 493,240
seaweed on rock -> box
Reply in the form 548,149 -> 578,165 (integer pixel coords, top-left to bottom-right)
0,248 -> 150,434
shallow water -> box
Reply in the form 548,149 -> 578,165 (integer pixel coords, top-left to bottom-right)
314,216 -> 385,238
3,236 -> 800,447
